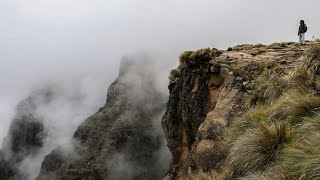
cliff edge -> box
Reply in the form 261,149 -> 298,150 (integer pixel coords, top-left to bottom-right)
162,41 -> 320,179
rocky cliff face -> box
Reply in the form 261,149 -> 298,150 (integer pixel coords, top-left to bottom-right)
36,58 -> 169,180
162,42 -> 313,179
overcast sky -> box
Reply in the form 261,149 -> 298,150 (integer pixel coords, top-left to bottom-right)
1,0 -> 320,141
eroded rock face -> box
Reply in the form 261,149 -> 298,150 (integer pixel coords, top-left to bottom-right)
162,62 -> 245,179
37,58 -> 169,180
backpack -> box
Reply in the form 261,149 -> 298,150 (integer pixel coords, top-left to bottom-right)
303,25 -> 308,33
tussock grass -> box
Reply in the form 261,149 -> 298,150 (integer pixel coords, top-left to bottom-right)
305,44 -> 320,75
288,66 -> 316,94
239,174 -> 271,180
238,165 -> 290,180
296,113 -> 320,137
220,109 -> 269,156
281,133 -> 320,180
227,121 -> 292,177
271,93 -> 320,124
231,62 -> 275,83
247,68 -> 287,107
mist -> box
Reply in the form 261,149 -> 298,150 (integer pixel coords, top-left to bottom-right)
1,0 -> 320,179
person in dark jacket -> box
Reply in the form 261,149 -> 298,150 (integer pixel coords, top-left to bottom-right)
298,20 -> 307,44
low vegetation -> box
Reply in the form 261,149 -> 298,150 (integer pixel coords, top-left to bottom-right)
246,66 -> 287,107
169,48 -> 222,84
219,44 -> 320,179
281,133 -> 320,180
186,170 -> 210,180
305,44 -> 320,75
267,42 -> 288,49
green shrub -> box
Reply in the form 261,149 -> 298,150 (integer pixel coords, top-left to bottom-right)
281,133 -> 320,180
227,121 -> 291,177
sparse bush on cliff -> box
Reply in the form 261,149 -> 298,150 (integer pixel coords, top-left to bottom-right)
172,48 -> 222,83
169,68 -> 181,84
227,121 -> 291,177
179,51 -> 194,66
178,48 -> 221,72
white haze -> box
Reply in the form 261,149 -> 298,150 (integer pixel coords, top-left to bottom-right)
1,0 -> 320,178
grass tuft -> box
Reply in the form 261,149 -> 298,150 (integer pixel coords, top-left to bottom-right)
281,133 -> 320,180
288,66 -> 316,94
246,68 -> 287,107
227,121 -> 291,177
220,109 -> 269,156
186,169 -> 210,180
305,44 -> 320,75
271,93 -> 320,124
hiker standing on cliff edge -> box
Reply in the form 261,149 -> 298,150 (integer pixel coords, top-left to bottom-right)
298,20 -> 307,45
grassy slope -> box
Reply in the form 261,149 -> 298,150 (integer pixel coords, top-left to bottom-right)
177,43 -> 320,180
219,44 -> 320,180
